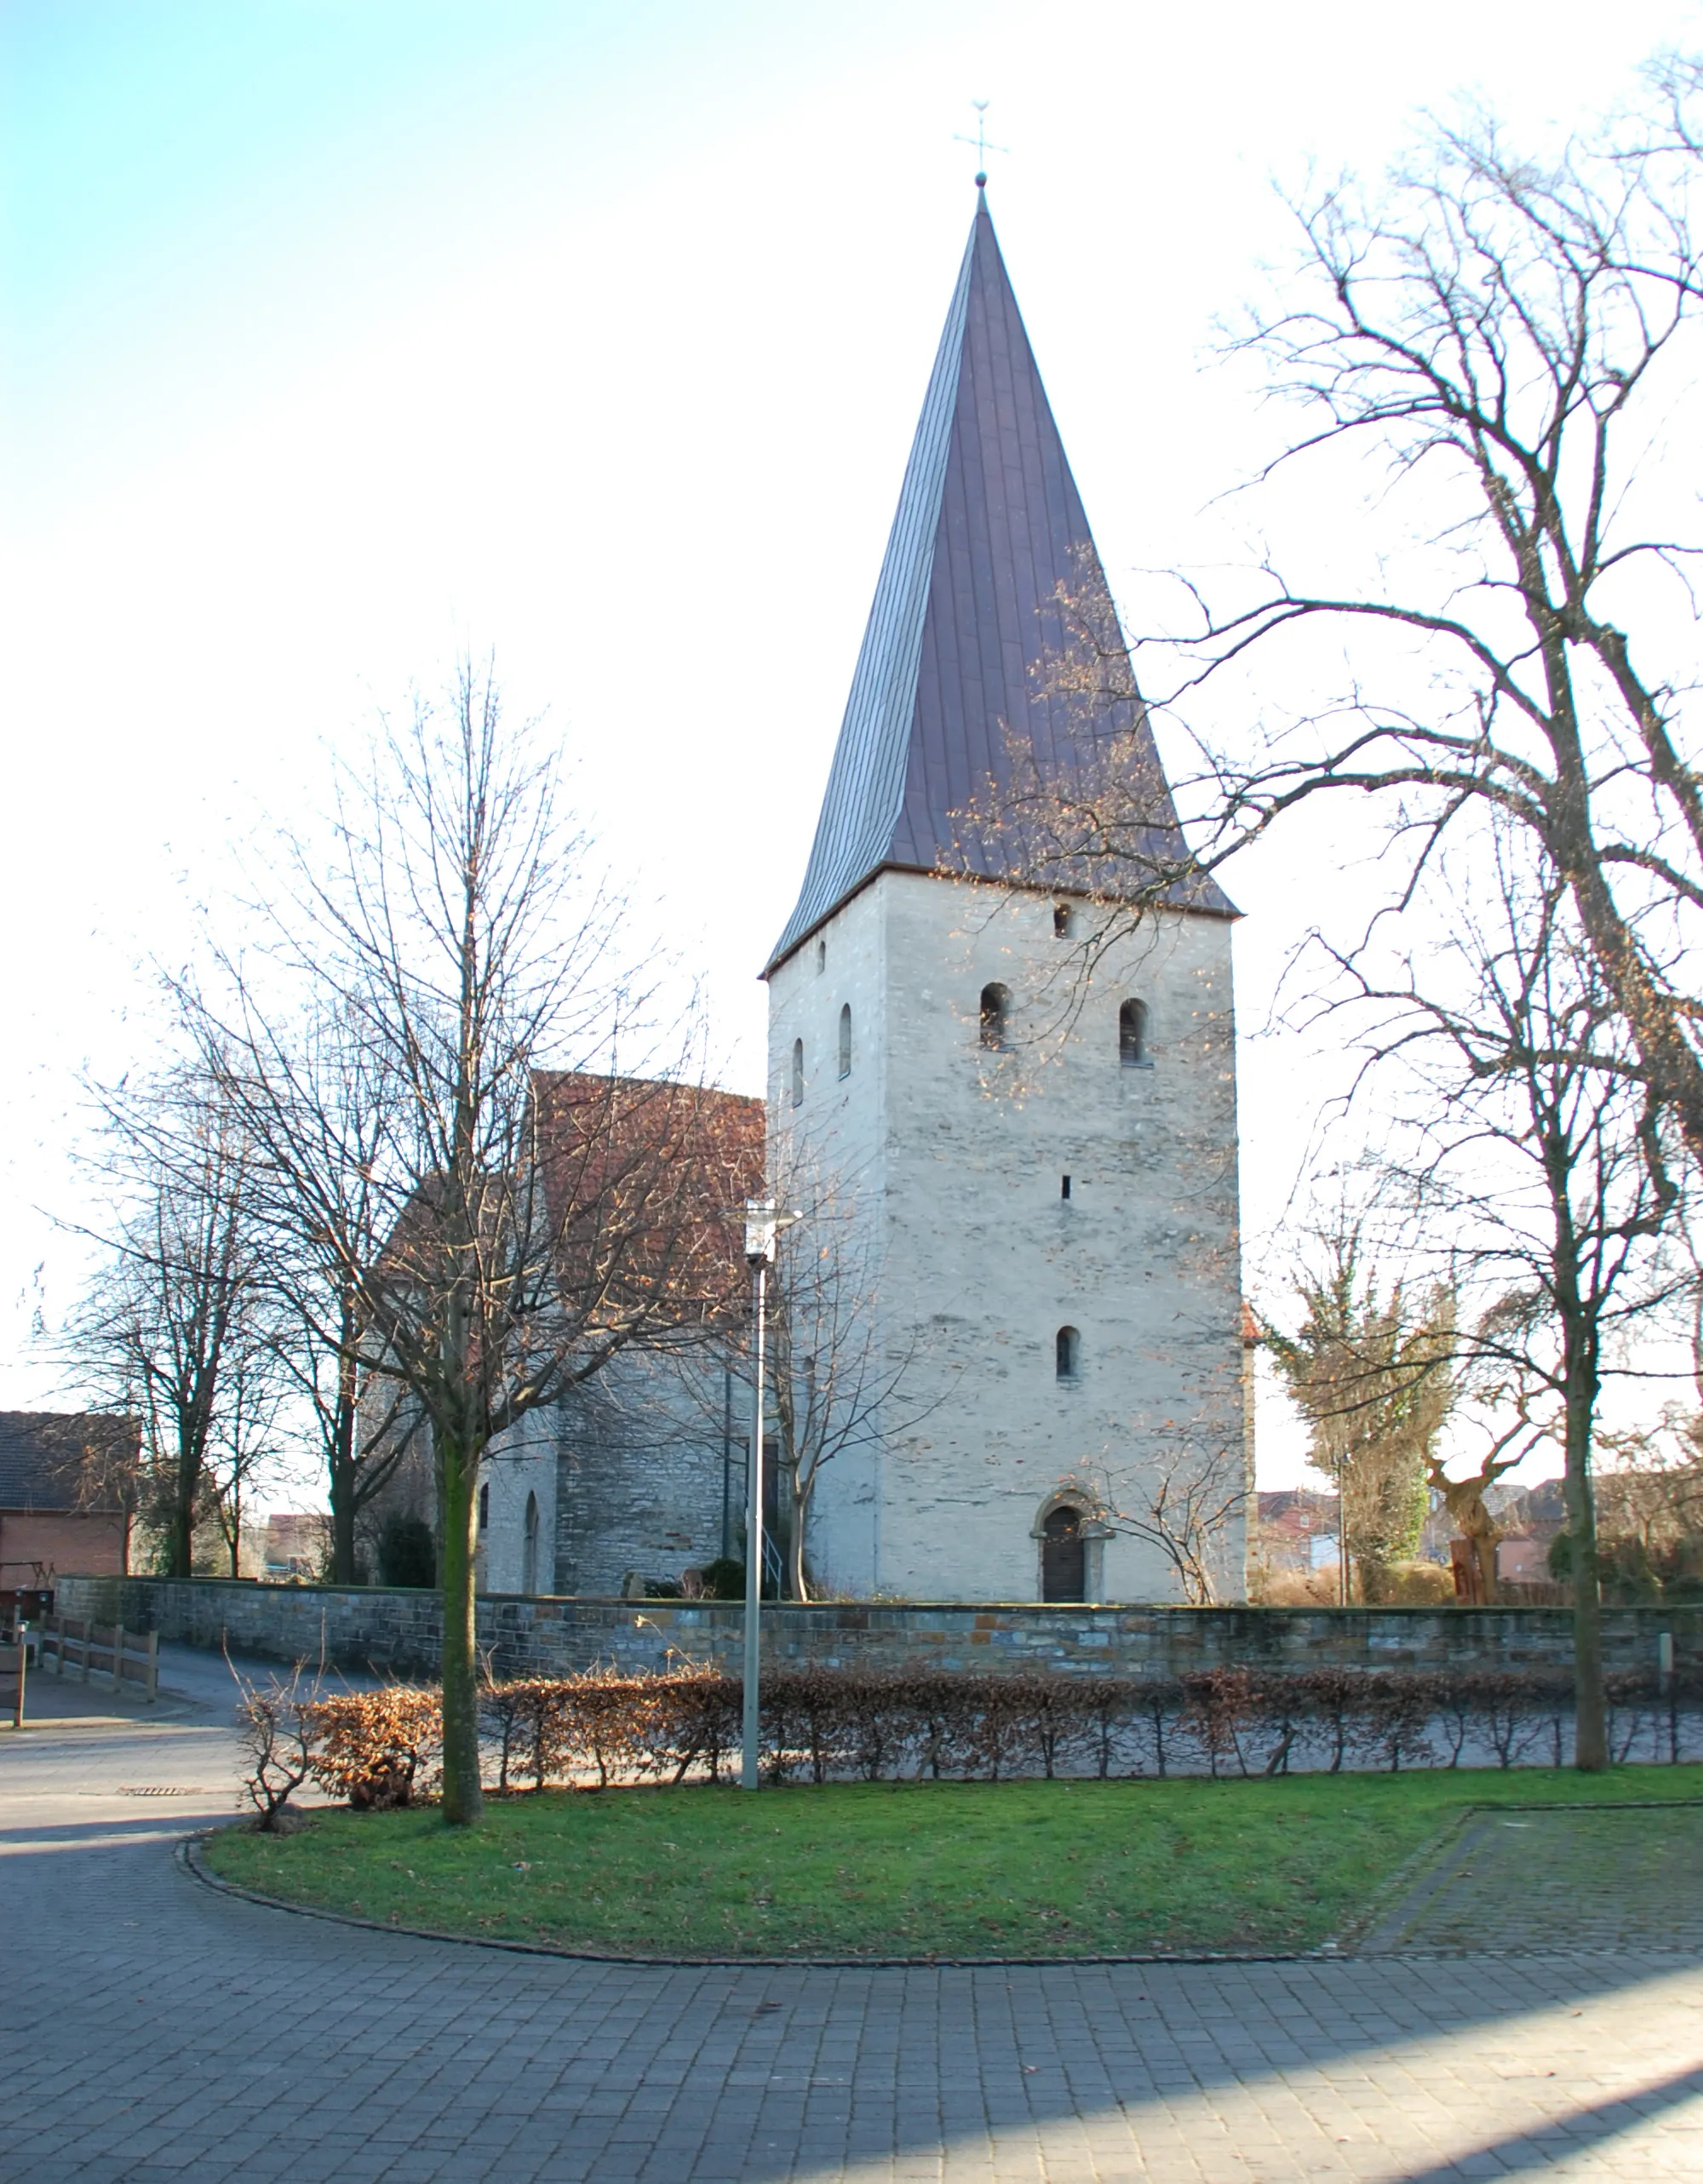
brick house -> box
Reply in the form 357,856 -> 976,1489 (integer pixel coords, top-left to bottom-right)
0,1411 -> 138,1590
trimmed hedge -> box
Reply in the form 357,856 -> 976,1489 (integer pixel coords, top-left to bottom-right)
249,1664 -> 1703,1810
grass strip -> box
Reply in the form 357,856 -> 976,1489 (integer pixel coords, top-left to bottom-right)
202,1764 -> 1703,1960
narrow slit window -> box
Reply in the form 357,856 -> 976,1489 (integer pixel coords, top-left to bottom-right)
790,1038 -> 804,1108
522,1491 -> 540,1595
979,982 -> 1011,1051
478,1482 -> 490,1531
1056,1326 -> 1081,1380
1060,1175 -> 1072,1201
1119,999 -> 1149,1067
838,1002 -> 852,1079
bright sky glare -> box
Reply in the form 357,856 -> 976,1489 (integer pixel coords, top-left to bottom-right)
4,0 -> 1700,1492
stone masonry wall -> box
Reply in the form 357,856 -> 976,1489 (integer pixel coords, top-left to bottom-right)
53,1574 -> 1700,1683
767,874 -> 1247,1606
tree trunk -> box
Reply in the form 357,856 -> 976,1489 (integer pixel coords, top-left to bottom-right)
438,1432 -> 484,1826
329,1479 -> 358,1588
783,1468 -> 808,1602
1563,1362 -> 1608,1773
327,1352 -> 362,1585
167,1436 -> 197,1579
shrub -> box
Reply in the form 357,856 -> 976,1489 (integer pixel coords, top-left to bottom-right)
1379,1560 -> 1456,1605
698,1557 -> 746,1601
376,1514 -> 435,1590
307,1688 -> 441,1809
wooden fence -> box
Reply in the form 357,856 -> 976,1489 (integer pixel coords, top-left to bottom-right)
37,1615 -> 158,1701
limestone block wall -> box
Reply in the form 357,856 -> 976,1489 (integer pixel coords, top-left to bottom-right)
475,1408 -> 556,1597
55,1574 -> 1698,1684
549,1352 -> 744,1597
767,870 -> 1247,1605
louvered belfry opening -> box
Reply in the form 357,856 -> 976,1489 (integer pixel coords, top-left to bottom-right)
1041,1506 -> 1086,1603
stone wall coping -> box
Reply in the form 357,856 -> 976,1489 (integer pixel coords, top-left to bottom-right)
54,1574 -> 1703,1625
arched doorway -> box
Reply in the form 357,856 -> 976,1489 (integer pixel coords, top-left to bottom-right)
522,1491 -> 540,1596
1041,1505 -> 1086,1602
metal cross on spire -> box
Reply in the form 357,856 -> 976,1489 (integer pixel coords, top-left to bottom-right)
953,99 -> 1009,189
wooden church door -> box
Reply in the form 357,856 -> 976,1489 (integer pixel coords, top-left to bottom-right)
1041,1507 -> 1086,1602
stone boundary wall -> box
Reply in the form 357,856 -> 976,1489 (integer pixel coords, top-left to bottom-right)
51,1574 -> 1701,1683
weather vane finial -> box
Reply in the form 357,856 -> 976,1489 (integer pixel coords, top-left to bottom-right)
954,100 -> 1008,191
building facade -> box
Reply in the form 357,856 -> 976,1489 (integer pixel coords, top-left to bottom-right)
0,1411 -> 137,1591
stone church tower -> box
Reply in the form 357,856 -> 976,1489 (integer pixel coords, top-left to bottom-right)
765,190 -> 1248,1604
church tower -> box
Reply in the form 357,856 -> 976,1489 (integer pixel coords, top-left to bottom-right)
765,190 -> 1247,1605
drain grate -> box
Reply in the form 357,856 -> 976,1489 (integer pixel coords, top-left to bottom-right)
118,1786 -> 198,1797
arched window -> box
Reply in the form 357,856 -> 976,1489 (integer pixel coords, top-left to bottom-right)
979,982 -> 1011,1051
1056,1325 -> 1081,1379
791,1038 -> 804,1107
816,937 -> 827,975
838,1002 -> 852,1079
1041,1505 -> 1087,1602
1053,902 -> 1073,939
1119,999 -> 1149,1067
522,1491 -> 540,1596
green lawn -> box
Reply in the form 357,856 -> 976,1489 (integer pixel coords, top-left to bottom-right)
203,1766 -> 1703,1960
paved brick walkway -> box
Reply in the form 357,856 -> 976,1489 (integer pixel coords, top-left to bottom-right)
1363,1803 -> 1703,1957
3,1652 -> 1701,2181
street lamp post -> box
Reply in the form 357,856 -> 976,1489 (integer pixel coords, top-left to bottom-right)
741,1198 -> 800,1791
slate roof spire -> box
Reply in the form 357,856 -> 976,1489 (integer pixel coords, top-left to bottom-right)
767,192 -> 1229,975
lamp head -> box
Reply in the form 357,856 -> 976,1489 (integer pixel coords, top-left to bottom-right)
743,1198 -> 803,1264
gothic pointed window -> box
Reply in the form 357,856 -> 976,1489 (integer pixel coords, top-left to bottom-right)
838,1003 -> 852,1079
522,1491 -> 540,1596
1119,999 -> 1149,1067
791,1039 -> 804,1108
1041,1505 -> 1086,1602
816,938 -> 827,975
1056,1325 -> 1081,1379
980,983 -> 1011,1051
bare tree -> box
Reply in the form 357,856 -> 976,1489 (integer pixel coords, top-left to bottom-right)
1339,840 -> 1683,1767
1425,1444 -> 1524,1603
204,1325 -> 290,1579
62,1072 -> 271,1578
979,73 -> 1703,1176
219,1005 -> 415,1584
1078,1434 -> 1248,1605
192,662 -> 748,1824
1263,1224 -> 1456,1602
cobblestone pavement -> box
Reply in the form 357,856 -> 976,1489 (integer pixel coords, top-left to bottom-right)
1363,1803 -> 1703,1956
2,1653 -> 1701,2181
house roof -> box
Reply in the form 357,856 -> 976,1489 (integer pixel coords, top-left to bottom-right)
369,1074 -> 765,1347
529,1073 -> 765,1327
768,188 -> 1233,974
0,1411 -> 139,1513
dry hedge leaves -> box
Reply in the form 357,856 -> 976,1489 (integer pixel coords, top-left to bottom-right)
278,1662 -> 1698,1803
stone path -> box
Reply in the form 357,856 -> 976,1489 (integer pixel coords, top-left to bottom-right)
1362,1803 -> 1703,1957
2,1648 -> 1700,2181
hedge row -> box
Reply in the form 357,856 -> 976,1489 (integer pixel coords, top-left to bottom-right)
237,1663 -> 1702,1815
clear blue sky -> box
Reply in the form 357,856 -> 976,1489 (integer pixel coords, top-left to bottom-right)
4,0 -> 1698,1479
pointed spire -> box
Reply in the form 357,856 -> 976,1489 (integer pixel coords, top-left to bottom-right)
768,198 -> 1226,973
